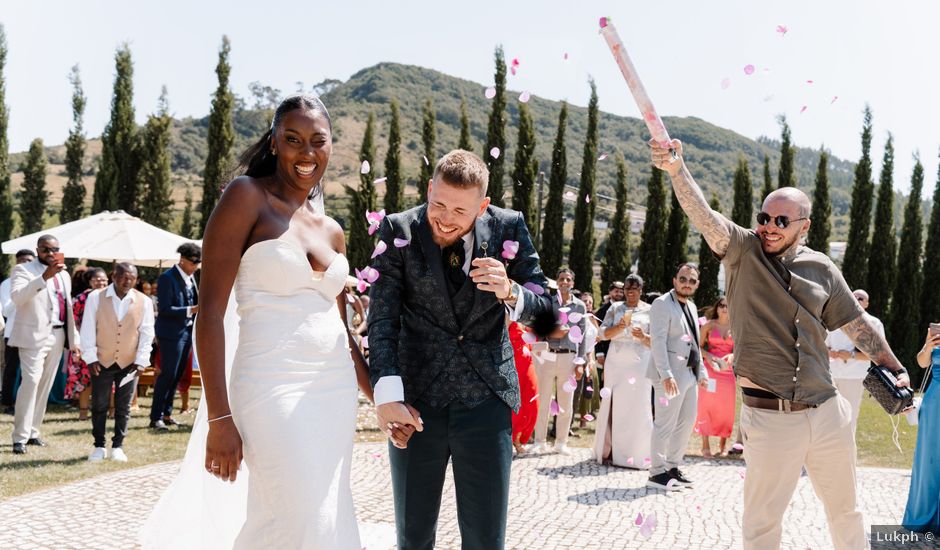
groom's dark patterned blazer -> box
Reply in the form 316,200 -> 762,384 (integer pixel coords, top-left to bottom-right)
367,204 -> 552,412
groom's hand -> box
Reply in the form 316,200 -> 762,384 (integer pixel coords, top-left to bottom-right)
470,257 -> 512,300
377,402 -> 423,449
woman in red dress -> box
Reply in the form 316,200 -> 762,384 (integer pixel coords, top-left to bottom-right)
509,321 -> 538,455
695,297 -> 735,456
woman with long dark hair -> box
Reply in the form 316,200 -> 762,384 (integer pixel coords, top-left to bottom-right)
142,95 -> 395,549
695,296 -> 736,457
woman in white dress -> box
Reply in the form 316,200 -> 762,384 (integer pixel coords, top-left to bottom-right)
593,274 -> 653,468
141,95 -> 402,549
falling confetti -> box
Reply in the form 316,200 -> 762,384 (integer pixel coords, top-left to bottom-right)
573,356 -> 586,366
501,240 -> 520,260
721,77 -> 731,90
422,155 -> 429,166
643,457 -> 652,465
634,513 -> 644,526
523,281 -> 545,295
550,399 -> 562,416
521,346 -> 531,358
568,325 -> 584,344
597,153 -> 608,161
522,331 -> 538,345
585,194 -> 591,204
638,512 -> 658,538
628,377 -> 636,385
800,105 -> 808,114
564,191 -> 577,201
490,147 -> 501,159
743,64 -> 756,75
485,86 -> 496,99
806,80 -> 814,84
568,312 -> 584,324
626,456 -> 635,465
519,90 -> 531,103
831,96 -> 839,104
530,394 -> 539,403
366,209 -> 386,236
354,267 -> 380,292
360,160 -> 370,174
600,387 -> 612,399
583,414 -> 595,422
776,25 -> 788,36
393,238 -> 410,248
563,52 -> 569,61
739,468 -> 746,479
658,396 -> 670,407
680,334 -> 692,343
510,57 -> 520,76
371,240 -> 388,259
732,443 -> 744,451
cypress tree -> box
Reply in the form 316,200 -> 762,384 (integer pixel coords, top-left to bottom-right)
511,101 -> 537,228
637,166 -> 668,293
886,156 -> 925,376
484,46 -> 507,207
61,64 -> 87,223
180,188 -> 195,239
345,112 -> 378,270
383,99 -> 403,213
866,135 -> 897,319
458,98 -> 473,152
841,106 -> 875,290
663,191 -> 689,289
94,44 -> 139,215
20,139 -> 48,234
807,149 -> 832,254
697,195 -> 723,307
568,80 -> 599,301
139,87 -> 174,230
540,103 -> 567,278
601,155 -> 631,291
919,151 -> 940,383
760,154 -> 774,205
0,25 -> 12,276
731,157 -> 752,227
199,35 -> 235,237
418,99 -> 436,204
777,115 -> 796,189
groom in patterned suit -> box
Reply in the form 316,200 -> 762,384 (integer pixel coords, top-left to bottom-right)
368,149 -> 553,550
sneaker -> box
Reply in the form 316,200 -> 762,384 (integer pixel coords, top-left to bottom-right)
646,472 -> 683,491
668,467 -> 694,487
149,419 -> 169,431
554,443 -> 572,456
109,448 -> 128,462
530,442 -> 550,454
88,447 -> 107,462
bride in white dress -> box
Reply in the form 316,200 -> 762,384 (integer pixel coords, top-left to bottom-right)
140,95 -> 395,549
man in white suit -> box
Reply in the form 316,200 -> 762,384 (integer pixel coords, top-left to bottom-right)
8,235 -> 80,454
646,263 -> 708,490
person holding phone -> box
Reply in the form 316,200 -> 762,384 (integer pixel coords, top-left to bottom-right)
7,235 -> 81,455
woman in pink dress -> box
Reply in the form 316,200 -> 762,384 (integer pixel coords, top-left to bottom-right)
696,296 -> 735,456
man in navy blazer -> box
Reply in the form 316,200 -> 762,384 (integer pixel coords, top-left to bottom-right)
149,243 -> 201,430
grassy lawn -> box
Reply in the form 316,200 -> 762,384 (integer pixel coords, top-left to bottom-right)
0,388 -> 918,499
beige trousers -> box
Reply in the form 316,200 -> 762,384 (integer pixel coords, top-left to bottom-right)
533,351 -> 577,447
740,393 -> 868,550
834,378 -> 865,437
12,330 -> 66,444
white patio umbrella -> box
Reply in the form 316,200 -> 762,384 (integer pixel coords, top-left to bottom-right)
1,210 -> 199,267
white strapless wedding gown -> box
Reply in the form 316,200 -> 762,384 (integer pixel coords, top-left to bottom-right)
140,239 -> 393,549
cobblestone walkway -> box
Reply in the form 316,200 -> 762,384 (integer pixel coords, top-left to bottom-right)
0,443 -> 915,549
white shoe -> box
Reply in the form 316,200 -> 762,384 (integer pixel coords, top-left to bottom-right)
109,447 -> 128,462
531,442 -> 549,454
554,444 -> 572,455
88,447 -> 107,462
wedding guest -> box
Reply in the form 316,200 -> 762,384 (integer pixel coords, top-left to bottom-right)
903,327 -> 940,533
509,321 -> 538,455
594,274 -> 653,468
8,235 -> 81,454
826,289 -> 884,436
696,296 -> 735,457
65,268 -> 109,421
573,291 -> 600,428
1,249 -> 35,415
594,281 -> 625,373
81,263 -> 155,462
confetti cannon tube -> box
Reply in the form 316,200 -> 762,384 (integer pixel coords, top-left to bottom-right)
599,17 -> 677,159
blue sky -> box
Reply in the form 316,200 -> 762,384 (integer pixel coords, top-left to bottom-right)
4,0 -> 938,195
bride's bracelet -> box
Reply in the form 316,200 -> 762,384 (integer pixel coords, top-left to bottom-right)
208,413 -> 233,424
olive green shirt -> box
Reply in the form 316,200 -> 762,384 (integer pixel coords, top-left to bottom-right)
721,223 -> 863,405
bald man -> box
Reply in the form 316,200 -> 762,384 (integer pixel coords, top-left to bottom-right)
652,140 -> 911,550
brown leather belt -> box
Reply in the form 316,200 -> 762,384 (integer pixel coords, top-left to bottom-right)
743,395 -> 818,412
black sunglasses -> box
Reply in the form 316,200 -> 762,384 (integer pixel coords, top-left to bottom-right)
756,212 -> 809,229
184,257 -> 202,264
678,275 -> 698,285
39,246 -> 60,253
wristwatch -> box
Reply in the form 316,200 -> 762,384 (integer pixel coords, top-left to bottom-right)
504,282 -> 521,305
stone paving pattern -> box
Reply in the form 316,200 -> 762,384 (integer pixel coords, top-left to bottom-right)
0,443 -> 918,549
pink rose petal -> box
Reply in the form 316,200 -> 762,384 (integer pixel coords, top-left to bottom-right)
521,346 -> 532,358
521,331 -> 537,345
484,86 -> 496,99
563,191 -> 576,201
393,238 -> 410,248
572,357 -> 586,366
523,282 -> 545,295
530,394 -> 539,403
558,311 -> 569,325
698,316 -> 707,326
563,52 -> 569,61
643,457 -> 652,465
721,77 -> 731,90
583,414 -> 594,421
626,456 -> 635,465
360,160 -> 370,174
368,224 -> 379,236
634,513 -> 644,526
676,356 -> 686,361
732,443 -> 744,451
518,91 -> 531,103
585,194 -> 591,204
550,399 -> 561,416
422,155 -> 429,166
800,105 -> 807,114
568,312 -> 583,324
776,24 -> 788,36
371,240 -> 388,259
743,64 -> 756,75
628,377 -> 636,385
831,95 -> 839,104
362,266 -> 380,283
501,240 -> 520,260
562,380 -> 577,393
366,209 -> 386,224
806,80 -> 814,84
680,334 -> 692,343
658,397 -> 669,407
346,293 -> 355,303
373,177 -> 387,185
597,153 -> 608,161
600,387 -> 612,399
666,478 -> 680,489
490,147 -> 501,159
568,325 -> 584,344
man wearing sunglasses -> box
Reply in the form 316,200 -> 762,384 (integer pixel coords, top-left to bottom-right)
149,242 -> 201,431
651,140 -> 910,550
7,235 -> 81,455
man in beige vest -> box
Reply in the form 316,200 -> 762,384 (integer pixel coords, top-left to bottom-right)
9,235 -> 80,455
80,263 -> 154,462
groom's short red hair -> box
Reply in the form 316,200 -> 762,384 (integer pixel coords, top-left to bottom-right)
433,150 -> 489,195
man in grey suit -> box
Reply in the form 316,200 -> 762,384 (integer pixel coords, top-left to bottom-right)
8,235 -> 80,454
368,150 -> 552,550
646,262 -> 708,490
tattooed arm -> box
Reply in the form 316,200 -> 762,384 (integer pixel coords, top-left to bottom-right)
840,313 -> 911,387
650,139 -> 734,257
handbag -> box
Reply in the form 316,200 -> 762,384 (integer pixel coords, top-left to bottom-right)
863,364 -> 915,415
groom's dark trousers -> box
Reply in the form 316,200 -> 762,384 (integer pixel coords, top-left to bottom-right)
390,397 -> 512,550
